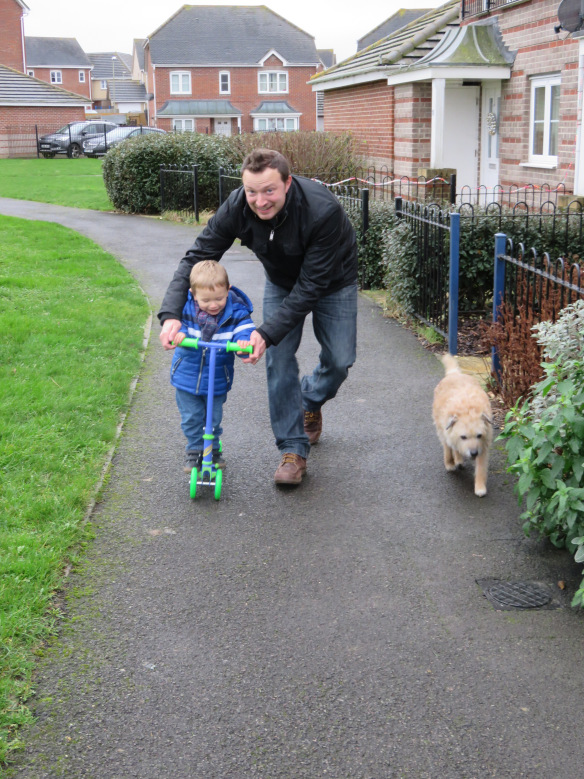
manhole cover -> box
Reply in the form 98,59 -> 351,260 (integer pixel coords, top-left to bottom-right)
476,579 -> 556,610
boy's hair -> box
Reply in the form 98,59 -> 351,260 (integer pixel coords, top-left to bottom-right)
241,148 -> 290,183
189,260 -> 229,292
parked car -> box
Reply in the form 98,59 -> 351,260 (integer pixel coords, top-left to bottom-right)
83,126 -> 166,157
38,121 -> 118,158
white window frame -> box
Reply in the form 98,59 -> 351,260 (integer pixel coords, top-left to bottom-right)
258,71 -> 288,94
79,70 -> 85,83
253,116 -> 298,132
170,71 -> 191,95
528,74 -> 561,167
27,69 -> 34,77
173,119 -> 194,132
50,70 -> 62,84
100,79 -> 107,90
219,71 -> 230,94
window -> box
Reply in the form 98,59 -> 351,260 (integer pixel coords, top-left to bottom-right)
27,69 -> 34,77
79,70 -> 85,83
219,71 -> 230,94
529,75 -> 560,165
254,117 -> 298,132
100,80 -> 107,90
170,71 -> 191,94
258,71 -> 288,94
173,119 -> 194,132
50,70 -> 62,84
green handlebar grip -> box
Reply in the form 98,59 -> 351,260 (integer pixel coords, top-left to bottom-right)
176,337 -> 199,348
225,342 -> 253,354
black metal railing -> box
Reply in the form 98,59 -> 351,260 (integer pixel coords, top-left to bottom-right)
159,164 -> 199,221
461,0 -> 518,19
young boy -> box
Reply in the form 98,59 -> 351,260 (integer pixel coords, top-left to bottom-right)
171,260 -> 254,472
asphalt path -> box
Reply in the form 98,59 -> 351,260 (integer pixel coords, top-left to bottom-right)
2,198 -> 584,778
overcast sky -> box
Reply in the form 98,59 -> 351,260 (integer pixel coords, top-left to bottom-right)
22,0 -> 443,64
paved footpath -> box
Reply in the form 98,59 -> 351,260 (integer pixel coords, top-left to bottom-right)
2,199 -> 584,779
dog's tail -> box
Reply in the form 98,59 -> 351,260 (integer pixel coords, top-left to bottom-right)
440,353 -> 460,375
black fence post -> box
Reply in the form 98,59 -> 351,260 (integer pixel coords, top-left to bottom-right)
193,164 -> 199,223
361,188 -> 369,235
35,125 -> 40,158
159,165 -> 165,212
218,167 -> 224,207
395,196 -> 403,219
449,173 -> 457,206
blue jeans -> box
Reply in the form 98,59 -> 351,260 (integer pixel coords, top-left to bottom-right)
175,389 -> 227,452
263,279 -> 357,458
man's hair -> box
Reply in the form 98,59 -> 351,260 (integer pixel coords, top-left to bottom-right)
241,148 -> 290,183
190,260 -> 229,292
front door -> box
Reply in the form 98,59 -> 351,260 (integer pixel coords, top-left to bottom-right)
480,82 -> 501,200
214,119 -> 231,136
443,85 -> 480,193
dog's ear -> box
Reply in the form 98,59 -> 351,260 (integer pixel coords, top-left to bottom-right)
446,415 -> 457,430
482,413 -> 494,426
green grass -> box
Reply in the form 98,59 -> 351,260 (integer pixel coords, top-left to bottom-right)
0,214 -> 149,763
0,159 -> 113,211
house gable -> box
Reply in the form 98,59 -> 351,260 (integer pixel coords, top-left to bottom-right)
0,0 -> 29,71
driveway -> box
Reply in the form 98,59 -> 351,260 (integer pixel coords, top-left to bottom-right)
2,199 -> 584,779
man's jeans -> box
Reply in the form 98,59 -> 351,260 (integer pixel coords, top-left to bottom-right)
175,389 -> 227,452
263,279 -> 357,458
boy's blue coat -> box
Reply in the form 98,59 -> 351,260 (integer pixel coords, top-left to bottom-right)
170,285 -> 254,396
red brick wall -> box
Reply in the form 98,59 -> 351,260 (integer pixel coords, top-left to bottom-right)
323,81 -> 394,169
28,67 -> 92,100
489,0 -> 578,193
150,62 -> 318,133
0,0 -> 26,71
0,105 -> 87,157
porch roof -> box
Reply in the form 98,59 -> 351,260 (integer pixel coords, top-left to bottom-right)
250,101 -> 299,115
157,100 -> 242,117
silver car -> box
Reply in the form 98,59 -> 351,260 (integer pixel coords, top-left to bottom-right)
83,126 -> 166,157
38,121 -> 118,158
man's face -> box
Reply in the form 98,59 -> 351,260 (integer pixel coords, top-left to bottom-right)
242,167 -> 292,220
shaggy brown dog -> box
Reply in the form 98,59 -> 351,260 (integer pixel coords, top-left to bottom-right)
432,354 -> 493,497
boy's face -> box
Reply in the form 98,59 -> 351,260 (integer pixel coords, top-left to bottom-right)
193,284 -> 228,316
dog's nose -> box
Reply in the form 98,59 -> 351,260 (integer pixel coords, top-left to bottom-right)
470,449 -> 479,458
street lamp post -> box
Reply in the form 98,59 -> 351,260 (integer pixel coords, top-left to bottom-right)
111,55 -> 117,112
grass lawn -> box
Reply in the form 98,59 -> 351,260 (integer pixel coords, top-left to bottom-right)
0,158 -> 113,211
0,214 -> 149,764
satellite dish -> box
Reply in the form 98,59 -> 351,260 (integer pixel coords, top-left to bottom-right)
557,0 -> 584,33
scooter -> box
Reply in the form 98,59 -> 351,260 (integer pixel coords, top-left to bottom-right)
175,337 -> 253,500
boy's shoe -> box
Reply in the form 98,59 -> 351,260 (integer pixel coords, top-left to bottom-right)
274,453 -> 307,485
212,450 -> 226,470
183,450 -> 202,473
304,409 -> 322,445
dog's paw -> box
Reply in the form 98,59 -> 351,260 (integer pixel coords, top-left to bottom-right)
445,463 -> 458,472
474,486 -> 487,497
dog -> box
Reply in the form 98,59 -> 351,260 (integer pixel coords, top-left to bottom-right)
432,353 -> 493,497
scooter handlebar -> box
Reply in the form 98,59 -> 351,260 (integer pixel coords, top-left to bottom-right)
173,337 -> 253,354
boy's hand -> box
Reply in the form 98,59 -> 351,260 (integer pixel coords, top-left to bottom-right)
173,331 -> 186,346
236,339 -> 251,354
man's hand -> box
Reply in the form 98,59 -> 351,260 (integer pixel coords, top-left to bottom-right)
241,330 -> 266,365
160,319 -> 182,350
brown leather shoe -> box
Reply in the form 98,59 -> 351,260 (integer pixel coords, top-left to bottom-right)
304,409 -> 322,445
274,453 -> 307,485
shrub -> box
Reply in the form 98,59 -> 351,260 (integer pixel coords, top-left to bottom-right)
381,209 -> 418,314
102,132 -> 240,214
499,300 -> 584,606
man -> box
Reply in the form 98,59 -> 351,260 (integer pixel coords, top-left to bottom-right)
159,148 -> 358,486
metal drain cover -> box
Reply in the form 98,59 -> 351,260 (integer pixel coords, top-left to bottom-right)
476,579 -> 558,610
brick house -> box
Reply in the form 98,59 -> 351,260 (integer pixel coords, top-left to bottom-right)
145,5 -> 322,135
0,0 -> 91,157
25,36 -> 92,100
311,0 -> 584,197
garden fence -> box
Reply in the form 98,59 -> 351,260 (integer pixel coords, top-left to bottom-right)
159,164 -> 199,221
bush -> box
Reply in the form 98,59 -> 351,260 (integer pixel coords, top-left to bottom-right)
499,300 -> 584,606
102,132 -> 241,214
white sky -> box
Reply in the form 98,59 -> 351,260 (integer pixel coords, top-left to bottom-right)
22,0 -> 443,64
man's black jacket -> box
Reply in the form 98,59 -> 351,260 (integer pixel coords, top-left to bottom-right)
157,175 -> 358,346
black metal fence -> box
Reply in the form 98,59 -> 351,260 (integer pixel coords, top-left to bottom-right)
396,198 -> 460,353
160,164 -> 199,221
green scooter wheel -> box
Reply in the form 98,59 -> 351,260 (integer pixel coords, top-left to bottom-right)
214,468 -> 223,500
190,468 -> 198,499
